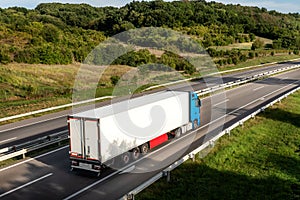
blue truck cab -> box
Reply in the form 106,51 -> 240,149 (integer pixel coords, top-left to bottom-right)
189,92 -> 201,129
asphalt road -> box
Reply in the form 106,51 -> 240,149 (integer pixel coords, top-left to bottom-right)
0,60 -> 299,149
0,68 -> 299,199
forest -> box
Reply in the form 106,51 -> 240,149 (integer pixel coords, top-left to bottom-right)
0,0 -> 299,71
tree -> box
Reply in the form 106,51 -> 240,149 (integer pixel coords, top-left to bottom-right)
251,39 -> 264,50
293,49 -> 299,55
110,76 -> 120,86
248,51 -> 255,59
249,33 -> 256,41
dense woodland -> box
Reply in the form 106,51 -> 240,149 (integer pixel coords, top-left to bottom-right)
0,0 -> 299,71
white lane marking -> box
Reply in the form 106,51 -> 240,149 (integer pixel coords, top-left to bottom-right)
0,137 -> 17,144
63,166 -> 129,200
0,173 -> 53,198
0,146 -> 68,172
213,99 -> 229,107
253,86 -> 265,91
64,80 -> 300,200
120,165 -> 135,174
0,115 -> 66,133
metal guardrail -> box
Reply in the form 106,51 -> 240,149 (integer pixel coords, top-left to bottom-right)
1,58 -> 299,124
144,58 -> 300,91
196,64 -> 300,95
121,86 -> 300,200
0,96 -> 115,123
0,64 -> 299,163
0,130 -> 68,162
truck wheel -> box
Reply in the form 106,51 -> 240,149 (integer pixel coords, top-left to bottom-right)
175,128 -> 182,138
193,119 -> 199,129
140,143 -> 149,155
132,148 -> 140,160
122,152 -> 130,165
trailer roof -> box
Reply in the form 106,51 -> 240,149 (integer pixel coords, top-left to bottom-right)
70,90 -> 189,119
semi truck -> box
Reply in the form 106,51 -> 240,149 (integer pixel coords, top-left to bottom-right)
68,90 -> 201,174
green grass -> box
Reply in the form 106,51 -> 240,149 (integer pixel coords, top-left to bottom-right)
210,36 -> 272,51
137,91 -> 300,200
219,54 -> 300,71
211,42 -> 253,51
0,54 -> 299,125
0,63 -> 132,120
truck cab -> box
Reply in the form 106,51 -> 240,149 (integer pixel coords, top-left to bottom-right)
190,92 -> 201,129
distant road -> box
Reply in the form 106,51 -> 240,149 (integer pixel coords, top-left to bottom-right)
0,67 -> 299,199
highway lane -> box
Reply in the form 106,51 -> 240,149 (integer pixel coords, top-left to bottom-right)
74,69 -> 300,200
0,68 -> 299,199
0,60 -> 299,148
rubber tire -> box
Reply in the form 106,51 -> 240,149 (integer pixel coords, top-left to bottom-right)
140,143 -> 149,155
122,152 -> 130,165
193,119 -> 199,129
132,148 -> 140,160
175,128 -> 182,138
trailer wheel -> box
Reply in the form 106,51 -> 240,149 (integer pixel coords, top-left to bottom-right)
140,143 -> 149,155
122,152 -> 130,165
193,119 -> 199,129
175,128 -> 182,138
132,148 -> 140,160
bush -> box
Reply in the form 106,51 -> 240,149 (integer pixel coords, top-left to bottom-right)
293,49 -> 299,55
110,75 -> 120,86
248,51 -> 255,59
0,51 -> 11,64
251,39 -> 264,50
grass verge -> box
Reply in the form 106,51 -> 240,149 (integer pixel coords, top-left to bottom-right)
137,90 -> 300,200
0,55 -> 299,125
219,54 -> 300,71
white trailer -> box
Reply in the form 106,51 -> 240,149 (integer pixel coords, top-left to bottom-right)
68,90 -> 201,174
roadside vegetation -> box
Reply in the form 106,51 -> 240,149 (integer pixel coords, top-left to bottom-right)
0,63 -> 133,119
0,1 -> 300,122
137,90 -> 300,200
0,1 -> 299,66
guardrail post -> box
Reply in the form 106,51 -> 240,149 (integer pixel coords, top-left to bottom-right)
225,129 -> 230,136
239,121 -> 244,128
22,151 -> 25,159
189,153 -> 195,162
126,193 -> 135,200
163,171 -> 171,182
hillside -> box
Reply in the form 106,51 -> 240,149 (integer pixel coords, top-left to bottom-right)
0,1 -> 299,66
0,1 -> 300,119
